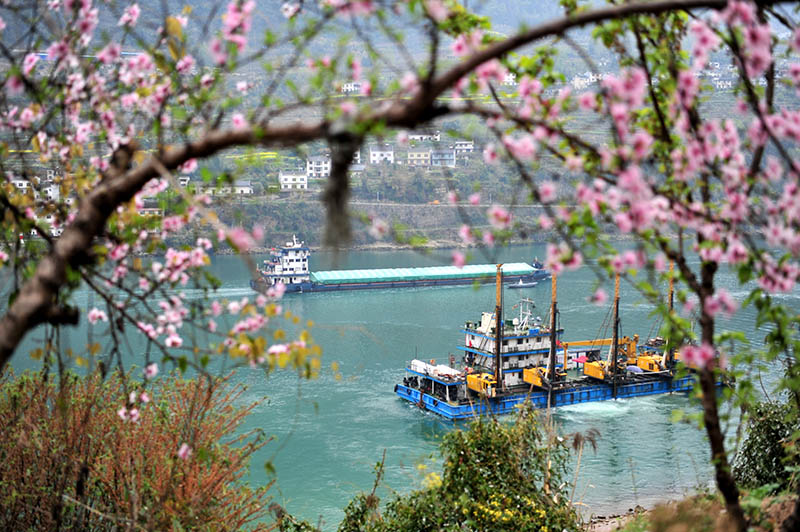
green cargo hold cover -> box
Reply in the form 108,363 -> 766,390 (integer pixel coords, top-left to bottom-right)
310,262 -> 535,285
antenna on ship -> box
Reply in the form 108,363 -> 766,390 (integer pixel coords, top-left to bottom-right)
611,273 -> 620,399
548,273 -> 558,408
494,264 -> 504,391
666,260 -> 675,372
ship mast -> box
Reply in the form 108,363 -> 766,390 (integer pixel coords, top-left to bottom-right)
611,273 -> 620,399
548,273 -> 558,382
548,273 -> 559,408
666,261 -> 675,371
494,265 -> 503,390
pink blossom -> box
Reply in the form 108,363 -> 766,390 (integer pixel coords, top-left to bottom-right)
451,251 -> 466,269
487,205 -> 511,229
281,2 -> 300,18
176,54 -> 195,74
482,231 -> 495,247
267,281 -> 286,300
425,0 -> 449,22
458,224 -> 474,244
350,57 -> 362,81
208,319 -> 217,332
209,38 -> 228,65
5,75 -> 23,96
339,101 -> 357,117
22,54 -> 39,76
117,407 -> 129,421
368,217 -> 389,239
165,334 -> 183,348
396,131 -> 409,146
468,193 -> 480,206
483,143 -> 498,164
87,307 -> 108,324
706,289 -> 738,317
565,155 -> 583,172
140,392 -> 150,403
231,112 -> 247,129
538,215 -> 553,230
118,4 -> 140,27
539,181 -> 556,203
128,408 -> 140,423
144,363 -> 158,379
589,288 -> 608,306
177,443 -> 192,460
227,227 -> 255,251
447,191 -> 458,204
400,72 -> 419,95
360,81 -> 372,96
578,91 -> 596,110
677,70 -> 699,108
682,343 -> 715,369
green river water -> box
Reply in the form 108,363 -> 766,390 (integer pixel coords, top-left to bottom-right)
9,243 -> 795,529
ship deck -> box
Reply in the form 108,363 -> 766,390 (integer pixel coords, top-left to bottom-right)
395,373 -> 698,420
310,262 -> 544,285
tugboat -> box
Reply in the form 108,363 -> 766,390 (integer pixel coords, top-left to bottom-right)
394,267 -> 703,420
249,235 -> 312,293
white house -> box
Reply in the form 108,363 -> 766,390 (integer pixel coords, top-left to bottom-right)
202,179 -> 253,196
307,154 -> 331,178
408,130 -> 440,142
279,172 -> 308,190
341,82 -> 362,94
369,143 -> 394,164
453,140 -> 474,154
431,149 -> 456,168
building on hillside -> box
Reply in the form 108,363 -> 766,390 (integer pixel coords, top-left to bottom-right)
369,143 -> 394,164
431,149 -> 456,168
307,154 -> 331,178
349,164 -> 366,177
453,140 -> 474,154
202,179 -> 254,196
352,150 -> 361,165
407,148 -> 431,167
279,172 -> 308,190
503,73 -> 517,86
341,82 -> 362,94
178,176 -> 191,187
408,130 -> 440,142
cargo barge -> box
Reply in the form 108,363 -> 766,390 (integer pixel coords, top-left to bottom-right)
394,267 -> 715,420
250,235 -> 550,294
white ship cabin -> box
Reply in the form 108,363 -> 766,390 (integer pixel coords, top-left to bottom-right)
404,359 -> 466,403
262,235 -> 311,286
460,299 -> 565,387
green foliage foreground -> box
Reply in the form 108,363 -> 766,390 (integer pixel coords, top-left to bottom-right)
281,404 -> 579,532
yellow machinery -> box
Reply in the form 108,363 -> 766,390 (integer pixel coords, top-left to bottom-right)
467,373 -> 497,398
523,366 -> 567,389
636,354 -> 664,372
579,335 -> 640,380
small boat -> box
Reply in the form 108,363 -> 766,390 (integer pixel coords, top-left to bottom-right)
508,279 -> 538,289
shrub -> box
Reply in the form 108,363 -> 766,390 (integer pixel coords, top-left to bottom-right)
0,370 -> 273,531
733,401 -> 799,493
337,403 -> 579,532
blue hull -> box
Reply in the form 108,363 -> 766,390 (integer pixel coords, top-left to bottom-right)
394,375 -> 696,420
252,270 -> 551,294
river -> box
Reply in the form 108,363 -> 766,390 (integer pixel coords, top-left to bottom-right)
7,243 -> 795,528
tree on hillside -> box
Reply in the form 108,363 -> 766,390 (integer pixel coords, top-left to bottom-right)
1,0 -> 800,530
